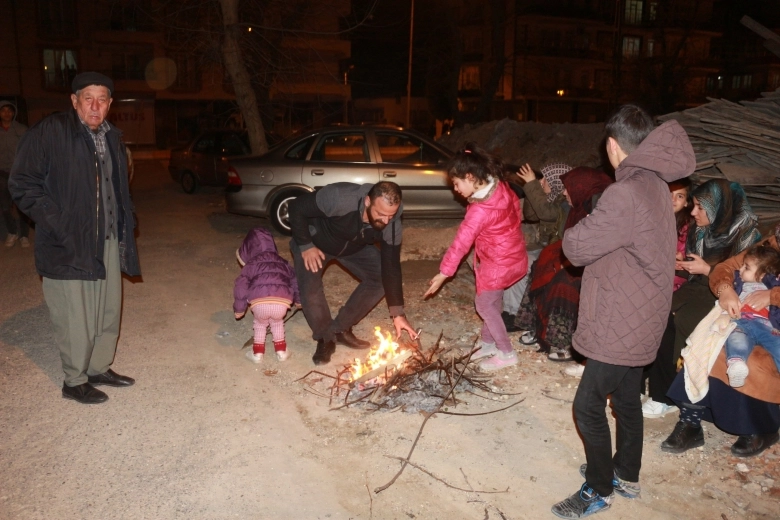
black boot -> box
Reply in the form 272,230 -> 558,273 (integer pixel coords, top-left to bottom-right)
731,432 -> 780,458
661,421 -> 704,454
312,339 -> 336,365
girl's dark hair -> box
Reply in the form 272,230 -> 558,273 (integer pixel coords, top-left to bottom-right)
446,142 -> 507,182
744,243 -> 780,280
669,177 -> 693,234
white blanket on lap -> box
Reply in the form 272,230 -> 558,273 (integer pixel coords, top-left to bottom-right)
681,303 -> 737,403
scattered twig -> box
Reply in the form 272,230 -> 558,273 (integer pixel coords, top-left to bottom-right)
541,390 -> 573,403
460,467 -> 475,491
438,398 -> 525,416
294,370 -> 338,382
384,456 -> 509,494
365,473 -> 373,520
374,348 -> 474,493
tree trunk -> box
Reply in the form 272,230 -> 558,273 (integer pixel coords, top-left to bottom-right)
219,0 -> 267,155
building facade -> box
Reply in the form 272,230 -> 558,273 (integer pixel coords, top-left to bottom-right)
0,0 -> 351,147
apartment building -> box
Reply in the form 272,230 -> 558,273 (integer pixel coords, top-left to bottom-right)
457,0 -> 779,123
0,0 -> 351,147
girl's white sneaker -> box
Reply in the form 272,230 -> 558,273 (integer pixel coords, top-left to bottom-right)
245,350 -> 263,364
277,350 -> 290,361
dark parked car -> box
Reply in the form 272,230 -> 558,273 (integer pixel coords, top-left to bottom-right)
225,125 -> 469,234
169,130 -> 251,193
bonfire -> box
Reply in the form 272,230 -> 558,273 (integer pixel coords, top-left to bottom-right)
298,328 -> 520,413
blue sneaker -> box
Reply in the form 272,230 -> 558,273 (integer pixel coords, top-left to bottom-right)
579,464 -> 641,499
551,483 -> 614,519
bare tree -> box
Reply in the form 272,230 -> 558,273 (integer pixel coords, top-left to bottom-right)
219,0 -> 267,153
154,0 -> 367,154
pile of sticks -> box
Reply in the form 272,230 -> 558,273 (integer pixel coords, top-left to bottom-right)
659,88 -> 780,222
297,332 -> 519,414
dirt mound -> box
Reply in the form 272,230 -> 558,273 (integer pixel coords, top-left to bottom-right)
439,118 -> 606,171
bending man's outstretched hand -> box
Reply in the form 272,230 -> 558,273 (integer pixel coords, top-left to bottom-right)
393,315 -> 418,341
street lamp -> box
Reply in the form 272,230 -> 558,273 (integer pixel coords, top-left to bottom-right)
405,0 -> 414,128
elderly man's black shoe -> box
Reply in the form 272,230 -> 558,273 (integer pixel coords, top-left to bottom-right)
335,328 -> 370,349
88,369 -> 135,387
660,421 -> 704,453
62,383 -> 108,404
312,339 -> 336,365
731,432 -> 780,458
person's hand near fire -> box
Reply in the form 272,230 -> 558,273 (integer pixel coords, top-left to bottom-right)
423,273 -> 449,299
393,314 -> 419,341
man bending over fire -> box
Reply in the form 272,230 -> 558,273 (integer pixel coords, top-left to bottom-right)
288,181 -> 418,365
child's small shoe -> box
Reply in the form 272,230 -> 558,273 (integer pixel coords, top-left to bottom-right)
277,350 -> 290,361
245,350 -> 263,364
470,340 -> 498,360
726,358 -> 749,388
273,340 -> 289,361
479,350 -> 518,372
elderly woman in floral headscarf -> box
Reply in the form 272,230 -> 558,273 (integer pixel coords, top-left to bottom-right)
660,221 -> 780,458
502,163 -> 573,326
643,179 -> 762,418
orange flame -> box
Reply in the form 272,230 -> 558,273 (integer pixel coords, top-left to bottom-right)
349,326 -> 402,381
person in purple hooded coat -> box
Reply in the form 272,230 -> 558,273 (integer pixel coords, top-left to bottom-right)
234,227 -> 301,363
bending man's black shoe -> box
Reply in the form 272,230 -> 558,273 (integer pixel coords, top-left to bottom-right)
312,339 -> 336,365
731,432 -> 780,458
62,383 -> 108,404
335,328 -> 370,349
87,369 -> 135,387
660,421 -> 704,453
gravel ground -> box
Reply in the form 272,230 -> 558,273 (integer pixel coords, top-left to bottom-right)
1,160 -> 778,520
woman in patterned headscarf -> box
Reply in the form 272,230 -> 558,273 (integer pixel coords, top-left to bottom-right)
643,179 -> 762,418
660,221 -> 780,457
513,167 -> 614,361
504,163 -> 573,328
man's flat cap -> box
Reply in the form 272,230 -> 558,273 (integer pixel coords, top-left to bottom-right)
72,72 -> 114,96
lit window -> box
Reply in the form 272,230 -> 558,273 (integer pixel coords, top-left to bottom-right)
622,37 -> 641,58
732,76 -> 741,89
459,65 -> 481,91
743,74 -> 752,88
625,0 -> 643,25
43,49 -> 78,89
649,2 -> 658,22
646,39 -> 654,57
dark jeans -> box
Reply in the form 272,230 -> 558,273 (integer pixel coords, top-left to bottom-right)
290,239 -> 385,343
574,359 -> 644,497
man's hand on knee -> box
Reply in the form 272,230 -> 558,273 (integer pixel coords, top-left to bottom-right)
302,246 -> 325,272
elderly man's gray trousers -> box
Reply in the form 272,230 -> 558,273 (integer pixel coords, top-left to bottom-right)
42,238 -> 122,386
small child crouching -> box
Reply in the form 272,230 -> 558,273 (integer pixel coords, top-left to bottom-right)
234,227 -> 301,363
723,243 -> 780,387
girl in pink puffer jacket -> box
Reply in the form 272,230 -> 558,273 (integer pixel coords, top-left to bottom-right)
424,143 -> 528,371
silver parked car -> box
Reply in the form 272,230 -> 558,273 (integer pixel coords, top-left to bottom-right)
225,125 -> 467,234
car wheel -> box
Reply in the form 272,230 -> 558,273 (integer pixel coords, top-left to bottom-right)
270,191 -> 306,235
181,171 -> 198,194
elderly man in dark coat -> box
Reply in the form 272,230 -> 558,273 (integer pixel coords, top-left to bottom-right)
10,72 -> 140,405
